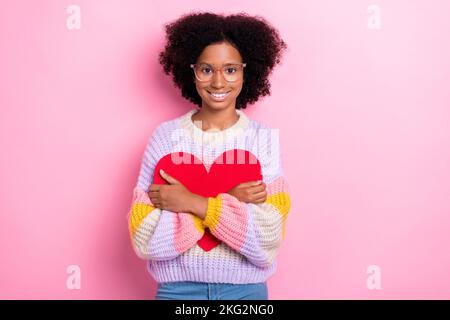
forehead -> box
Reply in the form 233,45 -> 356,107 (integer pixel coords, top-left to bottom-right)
196,41 -> 243,64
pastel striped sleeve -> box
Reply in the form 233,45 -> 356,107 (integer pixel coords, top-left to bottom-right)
202,145 -> 291,268
127,128 -> 205,260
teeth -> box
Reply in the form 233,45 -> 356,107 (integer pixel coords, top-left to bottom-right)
209,92 -> 229,98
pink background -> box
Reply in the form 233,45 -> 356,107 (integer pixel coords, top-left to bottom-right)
1,0 -> 449,299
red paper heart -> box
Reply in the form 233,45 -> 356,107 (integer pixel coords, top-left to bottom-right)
152,149 -> 262,251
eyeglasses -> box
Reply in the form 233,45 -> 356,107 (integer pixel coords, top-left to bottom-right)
190,63 -> 246,82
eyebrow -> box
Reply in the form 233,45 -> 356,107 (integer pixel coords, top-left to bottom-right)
197,62 -> 242,65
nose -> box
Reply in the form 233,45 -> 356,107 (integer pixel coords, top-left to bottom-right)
210,69 -> 225,88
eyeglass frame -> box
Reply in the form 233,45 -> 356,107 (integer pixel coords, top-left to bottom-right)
190,63 -> 247,82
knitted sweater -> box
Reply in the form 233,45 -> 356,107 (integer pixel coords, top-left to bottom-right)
127,108 -> 291,284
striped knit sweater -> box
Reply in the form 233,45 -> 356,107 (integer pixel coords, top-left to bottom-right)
127,108 -> 291,284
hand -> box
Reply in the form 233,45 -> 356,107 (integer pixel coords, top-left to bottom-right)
227,180 -> 267,204
147,169 -> 196,213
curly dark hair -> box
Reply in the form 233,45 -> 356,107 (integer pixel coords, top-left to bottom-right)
158,12 -> 287,109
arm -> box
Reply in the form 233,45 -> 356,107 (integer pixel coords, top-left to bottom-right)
202,175 -> 291,268
198,136 -> 291,267
127,130 -> 205,260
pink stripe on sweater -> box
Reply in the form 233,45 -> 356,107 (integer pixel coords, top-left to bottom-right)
215,193 -> 248,251
265,176 -> 287,195
174,213 -> 203,253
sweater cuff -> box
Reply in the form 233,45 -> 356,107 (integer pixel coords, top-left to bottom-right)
203,195 -> 222,228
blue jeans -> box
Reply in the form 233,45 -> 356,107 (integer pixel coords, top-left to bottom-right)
155,281 -> 268,300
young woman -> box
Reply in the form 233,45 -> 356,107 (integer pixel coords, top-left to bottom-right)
127,12 -> 291,300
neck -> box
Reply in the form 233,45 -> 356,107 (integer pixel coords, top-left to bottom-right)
192,106 -> 239,131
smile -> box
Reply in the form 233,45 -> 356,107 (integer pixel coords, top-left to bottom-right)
207,91 -> 231,101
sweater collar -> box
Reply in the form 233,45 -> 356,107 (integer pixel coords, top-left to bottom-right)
180,108 -> 250,145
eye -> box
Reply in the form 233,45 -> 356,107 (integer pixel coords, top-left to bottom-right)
224,67 -> 237,74
200,66 -> 213,74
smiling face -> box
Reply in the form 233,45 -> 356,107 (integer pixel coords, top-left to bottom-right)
194,41 -> 245,111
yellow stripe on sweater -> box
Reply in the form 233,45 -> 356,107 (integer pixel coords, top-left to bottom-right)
266,192 -> 291,219
192,214 -> 206,233
203,196 -> 222,231
129,203 -> 156,237
266,192 -> 291,240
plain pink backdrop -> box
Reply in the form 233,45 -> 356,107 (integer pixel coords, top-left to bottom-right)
1,0 -> 449,299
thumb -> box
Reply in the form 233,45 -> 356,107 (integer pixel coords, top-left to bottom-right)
159,169 -> 180,185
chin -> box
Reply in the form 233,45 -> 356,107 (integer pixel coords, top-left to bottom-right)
203,101 -> 235,111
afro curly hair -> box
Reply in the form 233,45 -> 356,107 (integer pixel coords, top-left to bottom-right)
158,12 -> 287,109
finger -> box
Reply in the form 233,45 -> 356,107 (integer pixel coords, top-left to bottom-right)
253,196 -> 267,203
252,190 -> 267,199
153,200 -> 163,208
149,196 -> 159,205
149,193 -> 158,199
149,192 -> 160,200
250,180 -> 263,187
160,169 -> 180,185
150,199 -> 159,207
252,191 -> 267,202
149,184 -> 161,192
247,184 -> 266,193
236,180 -> 262,189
